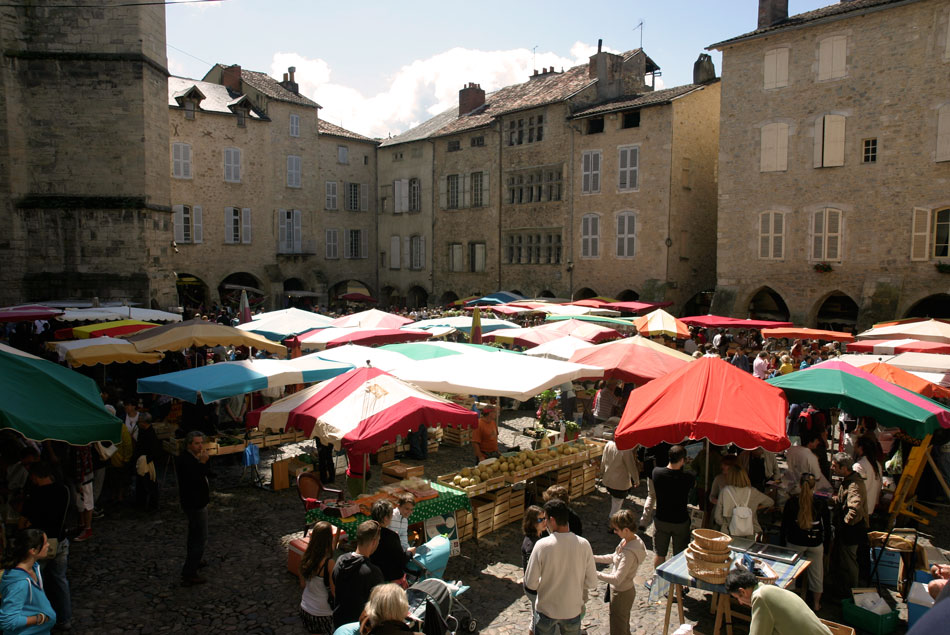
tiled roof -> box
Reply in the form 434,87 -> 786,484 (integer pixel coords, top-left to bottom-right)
318,120 -> 377,143
167,76 -> 264,119
569,82 -> 714,118
709,0 -> 915,49
237,67 -> 320,108
379,107 -> 460,147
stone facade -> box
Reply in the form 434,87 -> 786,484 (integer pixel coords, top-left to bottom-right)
0,0 -> 176,308
710,0 -> 950,329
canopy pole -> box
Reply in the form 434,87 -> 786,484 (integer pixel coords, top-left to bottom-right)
704,438 -> 710,509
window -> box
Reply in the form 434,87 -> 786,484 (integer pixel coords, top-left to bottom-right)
289,114 -> 300,137
172,143 -> 192,179
760,123 -> 789,172
278,209 -> 302,253
224,147 -> 241,182
934,209 -> 950,258
587,118 -> 605,134
408,178 -> 421,212
235,109 -> 246,127
759,211 -> 784,260
471,136 -> 485,147
337,145 -> 348,164
582,151 -> 601,194
622,111 -> 640,129
546,170 -> 562,202
363,155 -> 368,165
447,140 -> 461,152
862,138 -> 878,164
811,208 -> 842,261
172,204 -> 202,244
224,207 -> 251,244
545,233 -> 562,264
410,235 -> 425,270
344,229 -> 367,259
818,35 -> 847,80
937,105 -> 950,162
618,146 -> 639,191
507,114 -> 544,146
764,48 -> 789,89
287,156 -> 301,188
184,100 -> 195,120
448,243 -> 464,272
394,178 -> 422,213
469,243 -> 486,272
470,172 -> 483,207
616,212 -> 636,257
581,214 -> 600,258
325,229 -> 339,259
325,181 -> 338,210
814,114 -> 846,168
389,235 -> 401,269
447,175 -> 460,209
345,182 -> 368,211
392,151 -> 404,161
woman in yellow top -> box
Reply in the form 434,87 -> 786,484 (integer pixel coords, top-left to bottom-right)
778,355 -> 795,375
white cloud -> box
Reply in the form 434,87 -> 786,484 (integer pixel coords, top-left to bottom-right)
270,41 -> 650,139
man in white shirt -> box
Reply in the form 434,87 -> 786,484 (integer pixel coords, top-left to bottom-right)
753,351 -> 770,380
123,402 -> 140,442
783,433 -> 832,495
525,499 -> 598,635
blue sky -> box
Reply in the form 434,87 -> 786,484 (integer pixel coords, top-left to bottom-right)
166,0 -> 830,138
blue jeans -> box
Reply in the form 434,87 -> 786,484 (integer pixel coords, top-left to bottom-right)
182,507 -> 208,578
534,611 -> 581,635
41,538 -> 71,625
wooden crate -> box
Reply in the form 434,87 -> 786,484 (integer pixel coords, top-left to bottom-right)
162,438 -> 182,456
263,434 -> 282,448
583,438 -> 606,458
442,426 -> 472,447
215,440 -> 247,456
437,473 -> 489,497
203,442 -> 220,456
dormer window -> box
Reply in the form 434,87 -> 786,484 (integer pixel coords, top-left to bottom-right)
236,109 -> 246,127
184,100 -> 196,120
587,118 -> 605,134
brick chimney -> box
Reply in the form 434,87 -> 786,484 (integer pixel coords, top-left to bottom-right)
757,0 -> 788,29
222,64 -> 242,92
280,66 -> 299,95
692,53 -> 716,84
459,83 -> 485,116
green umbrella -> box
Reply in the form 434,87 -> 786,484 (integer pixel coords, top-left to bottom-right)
0,345 -> 121,444
379,341 -> 520,360
767,360 -> 950,438
544,314 -> 638,327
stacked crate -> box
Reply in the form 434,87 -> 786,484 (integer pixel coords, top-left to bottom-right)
470,497 -> 495,539
442,426 -> 472,447
582,463 -> 598,496
428,427 -> 443,454
455,509 -> 473,542
508,487 -> 526,525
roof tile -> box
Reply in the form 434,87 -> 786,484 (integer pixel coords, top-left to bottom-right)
238,68 -> 320,108
318,120 -> 377,143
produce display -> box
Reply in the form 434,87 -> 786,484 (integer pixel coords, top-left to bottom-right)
442,441 -> 590,494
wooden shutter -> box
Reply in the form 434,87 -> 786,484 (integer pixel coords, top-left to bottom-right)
826,209 -> 841,260
293,210 -> 302,252
360,183 -> 368,212
761,126 -> 776,172
818,38 -> 833,80
832,36 -> 846,77
402,236 -> 410,268
775,125 -> 788,171
814,118 -> 825,167
172,144 -> 182,177
775,48 -> 788,87
823,115 -> 845,167
581,215 -> 590,256
764,50 -> 776,89
224,207 -> 234,244
419,236 -> 425,269
475,244 -> 485,271
390,235 -> 401,269
439,177 -> 447,209
772,212 -> 782,259
759,213 -> 771,259
937,106 -> 950,162
911,207 -> 931,261
591,214 -> 599,256
461,174 -> 470,208
582,152 -> 591,193
242,208 -> 251,243
481,171 -> 489,206
591,152 -> 601,193
173,204 -> 185,243
401,179 -> 410,212
617,215 -> 625,256
619,148 -> 629,189
191,206 -> 202,244
393,181 -> 402,213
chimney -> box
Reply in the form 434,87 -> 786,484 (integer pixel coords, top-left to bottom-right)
222,64 -> 242,93
757,0 -> 788,29
588,43 -> 624,99
280,66 -> 299,95
692,53 -> 717,84
458,82 -> 485,116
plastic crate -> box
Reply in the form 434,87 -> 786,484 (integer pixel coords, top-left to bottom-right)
841,599 -> 898,635
869,547 -> 902,587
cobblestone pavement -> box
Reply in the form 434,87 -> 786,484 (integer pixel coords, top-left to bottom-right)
68,410 -> 945,634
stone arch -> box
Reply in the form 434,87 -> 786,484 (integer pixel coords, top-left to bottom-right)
617,289 -> 640,302
440,291 -> 459,306
218,272 -> 265,310
176,272 -> 209,315
328,279 -> 375,307
406,286 -> 429,308
683,289 -> 715,317
904,293 -> 950,319
746,286 -> 790,322
814,290 -> 859,331
574,287 -> 597,301
538,290 -> 556,298
509,289 -> 524,297
380,286 -> 399,309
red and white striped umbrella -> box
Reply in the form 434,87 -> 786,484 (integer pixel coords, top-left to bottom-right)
246,366 -> 477,453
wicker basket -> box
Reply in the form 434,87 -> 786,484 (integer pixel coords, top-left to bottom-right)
691,528 -> 732,552
687,561 -> 731,585
687,543 -> 732,563
686,551 -> 732,571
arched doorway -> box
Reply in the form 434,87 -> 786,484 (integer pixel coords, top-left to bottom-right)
509,289 -> 524,297
176,273 -> 209,316
683,289 -> 714,317
219,272 -> 265,311
815,292 -> 859,331
617,289 -> 640,302
538,290 -> 556,298
407,286 -> 429,308
380,286 -> 399,309
905,294 -> 950,319
440,291 -> 459,306
283,278 -> 316,309
747,286 -> 789,322
328,280 -> 374,308
574,287 -> 597,301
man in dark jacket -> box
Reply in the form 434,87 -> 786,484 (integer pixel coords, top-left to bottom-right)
177,431 -> 211,586
332,520 -> 384,627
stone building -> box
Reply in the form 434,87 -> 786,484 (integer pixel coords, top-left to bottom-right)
709,0 -> 950,330
168,65 -> 376,311
0,0 -> 177,308
378,47 -> 720,310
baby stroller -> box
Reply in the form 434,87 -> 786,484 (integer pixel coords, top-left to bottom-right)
406,535 -> 476,633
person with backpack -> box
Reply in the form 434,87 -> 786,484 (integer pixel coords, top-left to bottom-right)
299,522 -> 336,635
713,466 -> 773,538
0,529 -> 56,633
781,473 -> 830,611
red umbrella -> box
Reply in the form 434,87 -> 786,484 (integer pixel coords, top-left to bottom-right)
846,339 -> 950,355
536,318 -> 619,343
601,300 -> 674,313
615,357 -> 789,452
568,335 -> 692,384
331,309 -> 412,329
0,305 -> 63,322
340,292 -> 378,303
760,327 -> 854,343
680,315 -> 793,329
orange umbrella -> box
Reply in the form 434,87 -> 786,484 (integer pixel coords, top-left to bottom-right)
633,309 -> 689,339
857,362 -> 950,400
761,327 -> 854,343
569,335 -> 693,384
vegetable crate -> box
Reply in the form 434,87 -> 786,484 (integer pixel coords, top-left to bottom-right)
442,426 -> 472,447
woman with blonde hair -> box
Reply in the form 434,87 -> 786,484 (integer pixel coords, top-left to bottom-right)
713,466 -> 773,538
781,473 -> 830,611
359,583 -> 421,634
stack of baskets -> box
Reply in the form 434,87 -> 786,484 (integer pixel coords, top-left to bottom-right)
686,529 -> 733,584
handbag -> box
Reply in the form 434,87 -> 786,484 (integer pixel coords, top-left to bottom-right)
45,538 -> 59,560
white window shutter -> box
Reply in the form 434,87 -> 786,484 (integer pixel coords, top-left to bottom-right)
582,152 -> 591,193
761,126 -> 777,172
759,213 -> 771,259
183,144 -> 192,178
360,183 -> 368,212
619,148 -> 628,189
818,38 -> 833,81
764,50 -> 776,89
419,236 -> 425,269
439,177 -> 447,209
173,204 -> 185,243
775,125 -> 788,171
172,144 -> 182,177
360,230 -> 368,258
827,209 -> 841,260
278,209 -> 287,249
191,206 -> 202,244
392,181 -> 401,213
400,179 -> 410,212
592,215 -> 599,257
224,207 -> 233,244
775,48 -> 788,87
911,207 -> 931,261
592,152 -> 601,193
832,36 -> 847,77
617,215 -> 625,256
242,208 -> 251,243
772,212 -> 782,258
823,115 -> 845,167
293,210 -> 301,252
390,235 -> 401,268
814,118 -> 825,168
937,106 -> 950,162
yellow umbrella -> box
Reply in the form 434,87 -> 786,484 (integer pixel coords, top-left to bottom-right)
633,309 -> 690,339
48,337 -> 164,367
125,318 -> 287,355
62,319 -> 158,339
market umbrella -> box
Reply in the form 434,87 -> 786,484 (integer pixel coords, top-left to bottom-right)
541,304 -> 620,317
410,315 -> 519,334
633,309 -> 690,339
484,327 -> 567,348
768,360 -> 950,437
470,306 -> 483,345
856,319 -> 950,344
137,355 -> 353,403
294,327 -> 432,352
238,290 -> 252,324
340,292 -> 378,303
602,300 -> 674,313
54,319 -> 159,340
524,335 -> 597,361
615,357 -> 789,452
315,344 -> 418,372
236,307 -> 335,341
124,318 -> 287,355
0,305 -> 63,322
535,318 -> 620,343
380,341 -> 516,360
465,291 -> 525,306
568,335 -> 693,384
246,366 -> 478,453
57,307 -> 182,323
48,337 -> 164,367
760,327 -> 854,343
0,344 -> 122,444
857,362 -> 950,400
330,309 -> 412,329
846,339 -> 950,355
569,297 -> 616,308
680,315 -> 793,329
544,314 -> 638,328
462,304 -> 533,316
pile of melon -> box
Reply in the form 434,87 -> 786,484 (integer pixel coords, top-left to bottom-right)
450,443 -> 585,488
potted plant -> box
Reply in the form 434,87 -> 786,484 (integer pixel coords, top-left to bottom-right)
564,420 -> 580,441
935,263 -> 950,274
813,262 -> 833,273
535,388 -> 562,430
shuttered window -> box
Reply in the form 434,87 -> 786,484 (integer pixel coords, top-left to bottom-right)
616,212 -> 636,257
937,105 -> 950,162
172,143 -> 192,179
325,229 -> 339,259
582,151 -> 601,194
224,148 -> 241,182
286,156 -> 301,188
278,209 -> 302,253
618,146 -> 639,191
764,48 -> 789,89
910,207 -> 931,261
812,208 -> 842,261
448,243 -> 464,272
818,35 -> 847,80
289,114 -> 300,138
759,211 -> 784,260
934,209 -> 950,258
814,115 -> 846,168
390,235 -> 401,269
581,214 -> 600,258
325,182 -> 338,210
760,123 -> 789,172
410,235 -> 425,270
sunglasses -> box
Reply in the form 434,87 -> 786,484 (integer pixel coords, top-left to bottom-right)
536,517 -> 547,523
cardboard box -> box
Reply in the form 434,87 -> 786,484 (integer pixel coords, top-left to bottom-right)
381,460 -> 425,483
869,548 -> 902,587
